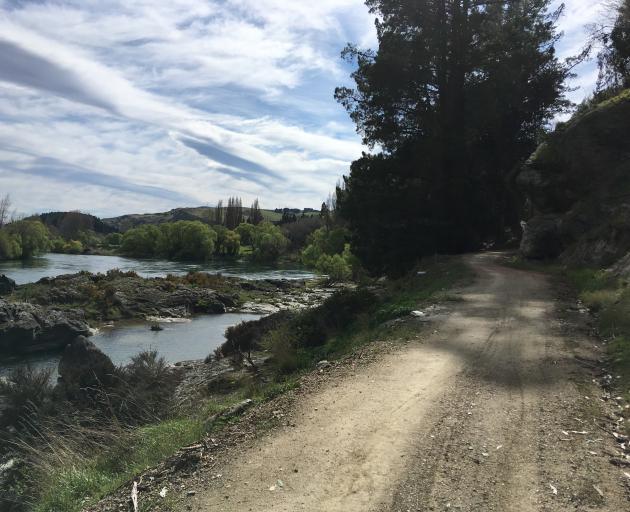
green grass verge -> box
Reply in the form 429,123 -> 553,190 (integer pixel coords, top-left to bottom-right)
296,256 -> 473,368
33,417 -> 204,512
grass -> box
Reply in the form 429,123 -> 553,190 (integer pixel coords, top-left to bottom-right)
29,392 -> 254,512
373,257 -> 472,324
32,417 -> 204,512
29,379 -> 304,512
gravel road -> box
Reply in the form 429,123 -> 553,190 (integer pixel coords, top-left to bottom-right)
187,253 -> 630,511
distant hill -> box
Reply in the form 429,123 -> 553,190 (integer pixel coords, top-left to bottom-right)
34,211 -> 117,237
103,206 -> 317,232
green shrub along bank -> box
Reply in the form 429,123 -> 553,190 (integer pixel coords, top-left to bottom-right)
0,220 -> 50,260
218,257 -> 471,376
300,227 -> 362,282
120,220 -> 289,262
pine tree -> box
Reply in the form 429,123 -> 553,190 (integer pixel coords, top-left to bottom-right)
214,200 -> 224,226
250,199 -> 264,225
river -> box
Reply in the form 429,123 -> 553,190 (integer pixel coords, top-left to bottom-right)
0,252 -> 305,378
0,313 -> 260,379
0,252 -> 316,285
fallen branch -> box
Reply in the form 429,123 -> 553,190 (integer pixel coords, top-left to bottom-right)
204,399 -> 254,431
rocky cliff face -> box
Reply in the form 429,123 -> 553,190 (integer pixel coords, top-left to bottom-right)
517,89 -> 630,268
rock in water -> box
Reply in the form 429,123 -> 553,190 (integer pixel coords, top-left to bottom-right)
0,275 -> 16,296
0,299 -> 91,354
58,336 -> 116,395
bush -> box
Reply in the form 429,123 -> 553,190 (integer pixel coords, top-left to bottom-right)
218,289 -> 377,369
64,240 -> 84,254
316,254 -> 352,282
262,325 -> 299,374
159,221 -> 216,261
251,222 -> 288,261
117,350 -> 179,423
122,221 -> 217,261
1,220 -> 51,260
0,230 -> 22,260
120,225 -> 160,257
218,311 -> 296,363
235,223 -> 256,246
294,289 -> 376,347
301,227 -> 349,267
104,233 -> 122,247
282,216 -> 322,250
0,366 -> 54,429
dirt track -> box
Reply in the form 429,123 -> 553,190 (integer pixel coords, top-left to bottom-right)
189,253 -> 629,511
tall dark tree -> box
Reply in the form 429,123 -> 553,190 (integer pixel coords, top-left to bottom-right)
593,0 -> 630,88
320,201 -> 332,231
250,198 -> 263,225
336,0 -> 568,274
224,197 -> 244,230
214,200 -> 224,225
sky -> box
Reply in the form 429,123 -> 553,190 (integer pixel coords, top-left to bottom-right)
0,0 -> 607,218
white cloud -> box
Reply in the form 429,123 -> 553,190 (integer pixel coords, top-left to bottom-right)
0,0 -> 375,215
0,0 -> 609,217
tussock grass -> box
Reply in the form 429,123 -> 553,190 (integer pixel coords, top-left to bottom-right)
28,417 -> 204,512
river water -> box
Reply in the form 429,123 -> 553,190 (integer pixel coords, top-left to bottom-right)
0,252 -> 316,285
0,252 -> 304,378
0,313 -> 260,379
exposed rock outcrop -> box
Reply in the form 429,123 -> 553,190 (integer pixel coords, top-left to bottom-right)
23,271 -> 233,320
57,336 -> 116,395
518,89 -> 630,267
0,299 -> 91,354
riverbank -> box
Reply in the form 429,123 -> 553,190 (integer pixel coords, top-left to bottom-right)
0,270 -> 335,356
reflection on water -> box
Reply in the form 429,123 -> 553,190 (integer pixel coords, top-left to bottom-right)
0,313 -> 260,379
0,252 -> 316,285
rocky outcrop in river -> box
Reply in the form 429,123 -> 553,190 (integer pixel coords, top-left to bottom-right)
13,271 -> 235,320
58,336 -> 117,396
0,298 -> 90,354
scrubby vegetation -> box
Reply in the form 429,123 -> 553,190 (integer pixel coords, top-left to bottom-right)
0,220 -> 51,260
218,257 -> 470,376
0,350 -> 187,511
563,269 -> 630,403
